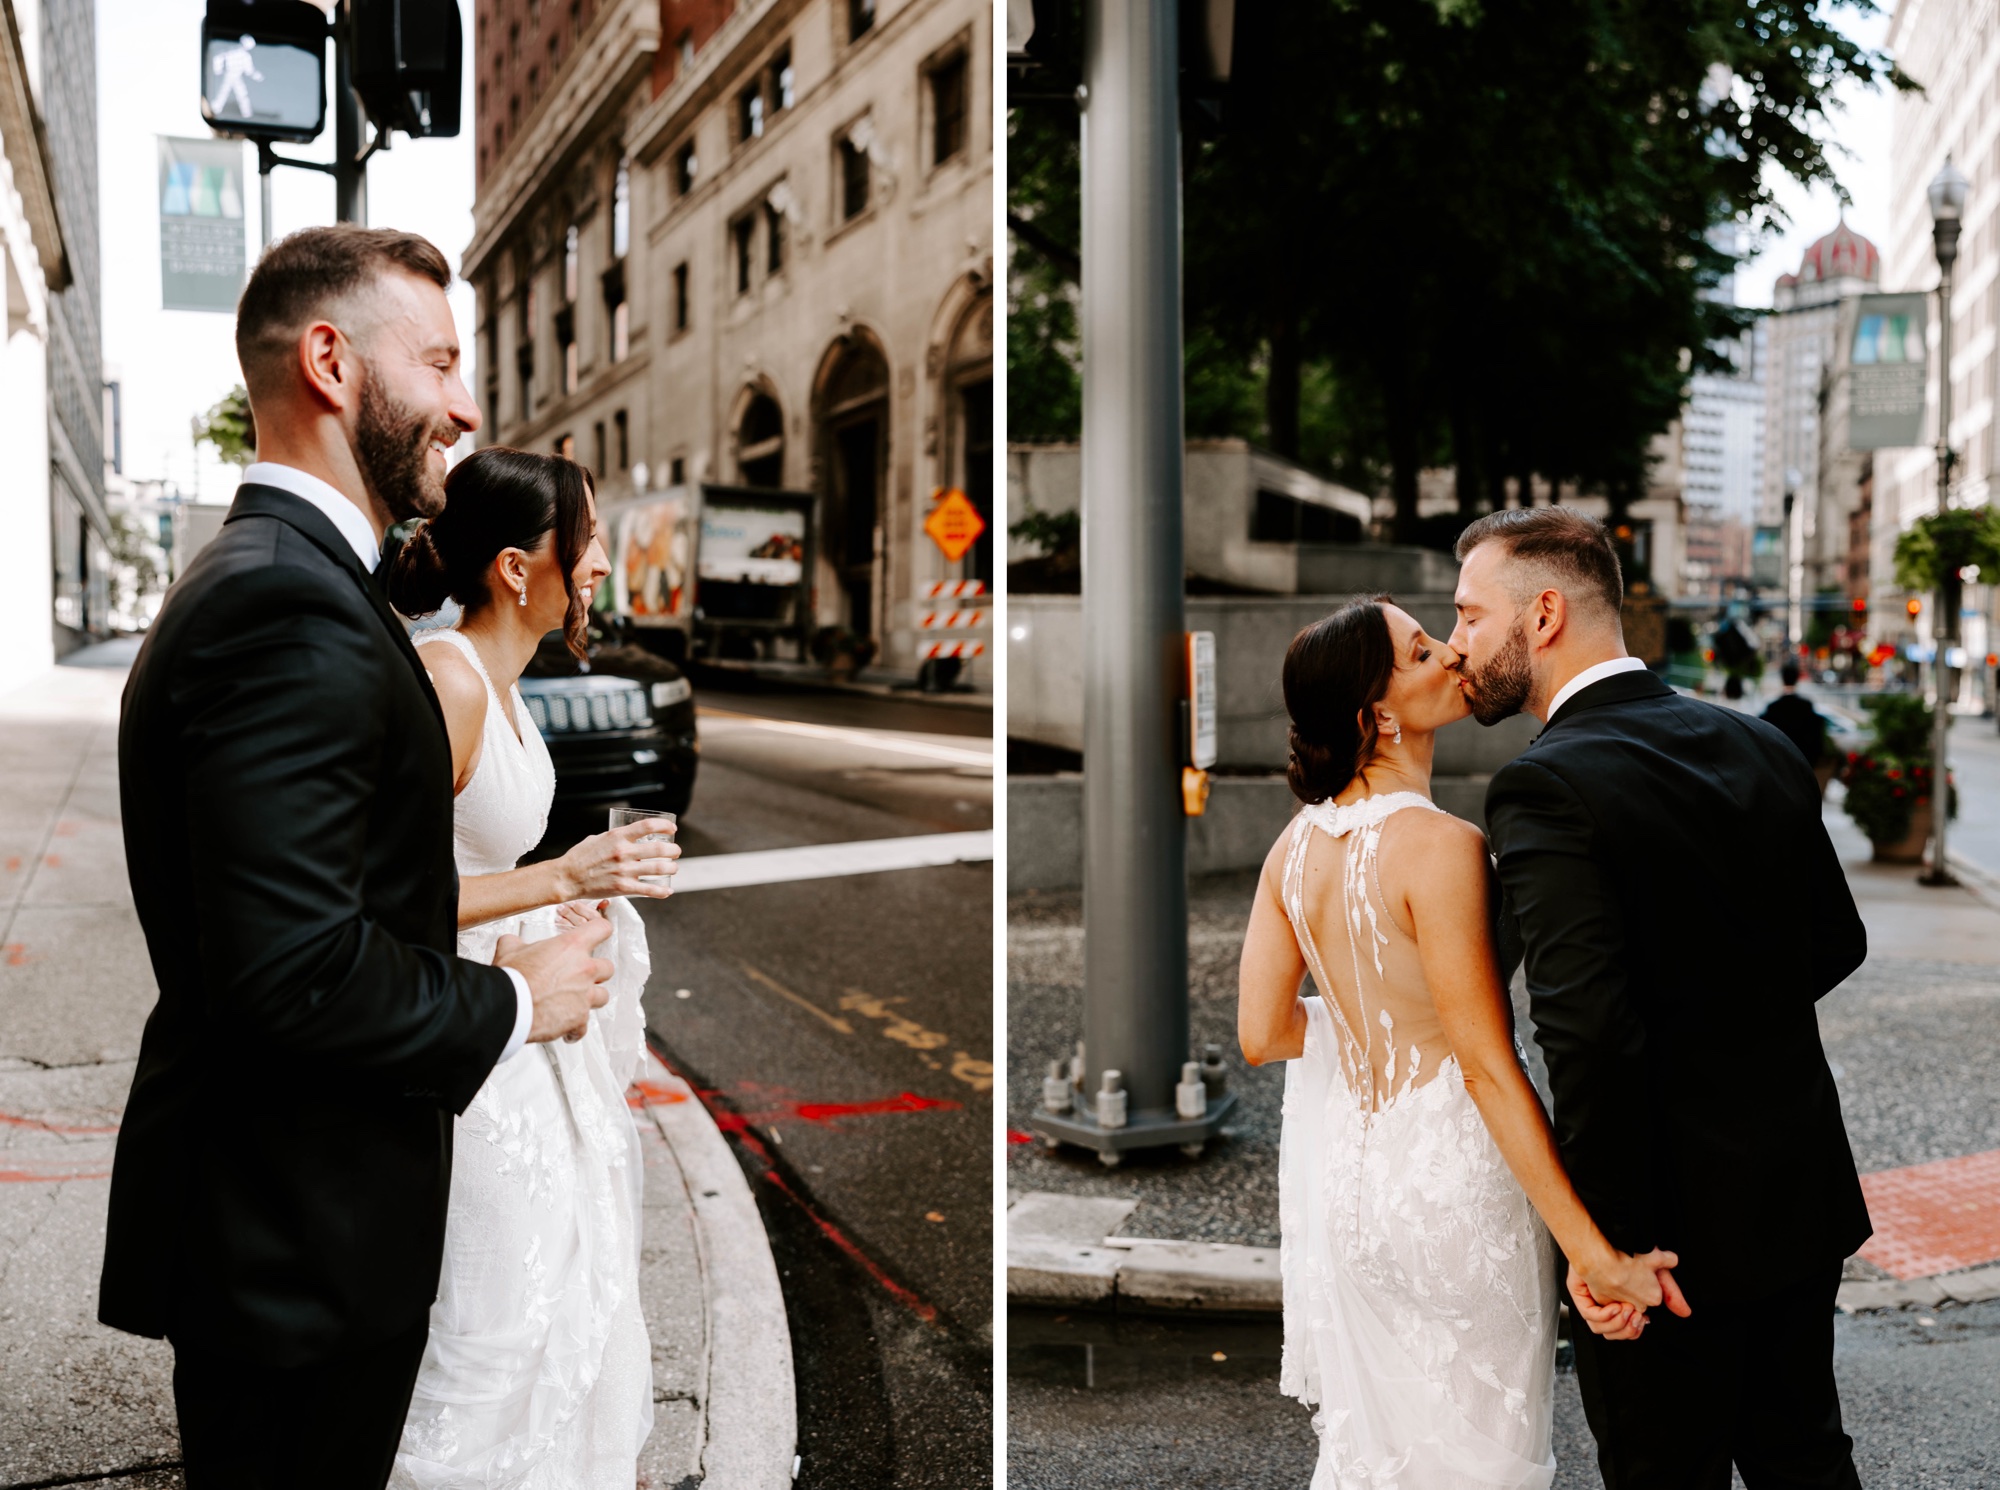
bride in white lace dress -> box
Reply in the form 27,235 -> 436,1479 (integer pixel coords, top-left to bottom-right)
385,448 -> 678,1488
1238,598 -> 1686,1489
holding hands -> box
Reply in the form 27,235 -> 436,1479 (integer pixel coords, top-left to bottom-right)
1566,1245 -> 1692,1341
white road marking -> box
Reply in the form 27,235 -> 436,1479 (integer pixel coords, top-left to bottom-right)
669,831 -> 995,893
696,709 -> 993,767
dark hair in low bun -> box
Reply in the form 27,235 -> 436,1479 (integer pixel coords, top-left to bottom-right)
388,445 -> 596,659
1282,596 -> 1396,805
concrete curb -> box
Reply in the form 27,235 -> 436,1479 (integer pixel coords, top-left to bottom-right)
636,1051 -> 798,1490
1008,1193 -> 2000,1320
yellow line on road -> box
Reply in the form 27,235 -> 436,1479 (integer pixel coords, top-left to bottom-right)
740,961 -> 855,1034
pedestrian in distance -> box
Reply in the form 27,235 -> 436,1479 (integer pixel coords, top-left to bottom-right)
1764,659 -> 1836,794
1237,597 -> 1685,1488
101,225 -> 622,1489
1453,507 -> 1869,1488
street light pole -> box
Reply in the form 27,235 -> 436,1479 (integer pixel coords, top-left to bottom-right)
333,2 -> 368,225
1924,155 -> 1968,888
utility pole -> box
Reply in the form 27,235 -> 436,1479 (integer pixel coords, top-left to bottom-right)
1025,0 -> 1235,1164
1924,156 -> 1969,889
333,3 -> 367,226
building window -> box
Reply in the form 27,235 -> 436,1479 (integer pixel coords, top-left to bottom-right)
677,29 -> 694,73
839,133 -> 870,221
556,305 -> 578,394
737,393 -> 784,487
929,52 -> 967,166
732,215 -> 754,295
765,200 -> 785,275
614,409 -> 629,470
509,22 -> 520,66
548,34 -> 561,74
770,45 -> 794,113
674,141 -> 698,198
739,82 -> 765,143
563,224 -> 580,303
593,420 -> 606,476
670,456 -> 685,486
528,65 -> 540,103
611,156 -> 631,258
516,283 -> 536,420
571,0 -> 582,44
849,0 -> 874,43
673,261 -> 690,332
509,95 -> 520,136
603,262 -> 628,362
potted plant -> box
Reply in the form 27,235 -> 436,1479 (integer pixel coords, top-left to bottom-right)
1839,694 -> 1955,863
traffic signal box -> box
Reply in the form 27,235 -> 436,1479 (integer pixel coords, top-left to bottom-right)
352,0 -> 462,139
201,1 -> 329,143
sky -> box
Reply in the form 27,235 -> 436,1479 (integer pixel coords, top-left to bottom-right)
98,0 -> 478,503
1731,4 -> 1896,309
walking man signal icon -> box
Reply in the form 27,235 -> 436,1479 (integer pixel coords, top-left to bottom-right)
209,36 -> 263,120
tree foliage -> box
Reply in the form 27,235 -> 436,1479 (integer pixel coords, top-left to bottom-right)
193,384 -> 255,468
1008,0 -> 1903,547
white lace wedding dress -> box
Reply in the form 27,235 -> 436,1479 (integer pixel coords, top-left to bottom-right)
1277,792 -> 1558,1490
393,628 -> 654,1490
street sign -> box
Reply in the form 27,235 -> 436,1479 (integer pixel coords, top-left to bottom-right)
1849,292 -> 1929,451
923,487 -> 986,562
1187,630 -> 1217,769
200,2 -> 329,144
158,136 -> 247,312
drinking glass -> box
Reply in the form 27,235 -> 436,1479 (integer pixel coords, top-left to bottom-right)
609,806 -> 678,888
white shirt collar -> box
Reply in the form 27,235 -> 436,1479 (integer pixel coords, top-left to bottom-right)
240,462 -> 382,572
1546,655 -> 1648,723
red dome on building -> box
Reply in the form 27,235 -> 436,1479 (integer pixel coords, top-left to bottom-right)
1796,217 -> 1879,285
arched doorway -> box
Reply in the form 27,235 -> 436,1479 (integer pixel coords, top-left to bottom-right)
815,335 -> 890,641
734,389 -> 785,488
941,290 -> 994,585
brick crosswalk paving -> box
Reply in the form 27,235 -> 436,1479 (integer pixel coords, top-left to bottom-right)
1857,1147 -> 2000,1279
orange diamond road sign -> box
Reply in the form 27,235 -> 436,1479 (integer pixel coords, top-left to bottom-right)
923,487 -> 986,562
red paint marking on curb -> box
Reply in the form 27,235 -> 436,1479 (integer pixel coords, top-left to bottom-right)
0,1169 -> 112,1183
4,857 -> 20,872
1858,1147 -> 2000,1279
43,855 -> 61,869
626,1079 -> 690,1107
1007,1129 -> 1035,1144
790,1092 -> 960,1124
644,1043 -> 947,1329
53,822 -> 76,837
5,943 -> 29,966
0,1112 -> 118,1136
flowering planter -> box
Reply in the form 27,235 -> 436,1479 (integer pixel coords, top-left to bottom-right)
1871,797 -> 1933,865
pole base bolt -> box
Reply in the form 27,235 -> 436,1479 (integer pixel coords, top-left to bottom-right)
1042,1058 -> 1073,1114
1201,1042 -> 1228,1098
1096,1069 -> 1128,1130
1176,1060 -> 1207,1120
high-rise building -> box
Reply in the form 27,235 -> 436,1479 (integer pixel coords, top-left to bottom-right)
38,0 -> 105,651
465,0 -> 993,684
1680,321 -> 1765,599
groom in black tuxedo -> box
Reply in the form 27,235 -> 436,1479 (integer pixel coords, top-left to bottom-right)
1449,507 -> 1871,1489
102,226 -> 615,1488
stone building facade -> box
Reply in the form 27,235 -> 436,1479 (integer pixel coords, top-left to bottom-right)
464,0 -> 993,683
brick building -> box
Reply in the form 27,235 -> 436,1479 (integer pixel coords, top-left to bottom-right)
465,0 -> 993,683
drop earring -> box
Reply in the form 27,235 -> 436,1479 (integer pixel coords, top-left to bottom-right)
1392,724 -> 1403,746
517,583 -> 527,607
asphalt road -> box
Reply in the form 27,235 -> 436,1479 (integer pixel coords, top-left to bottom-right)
549,677 -> 995,1489
1007,1303 -> 2000,1489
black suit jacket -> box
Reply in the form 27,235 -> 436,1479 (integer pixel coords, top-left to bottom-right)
1484,668 -> 1870,1302
100,485 -> 517,1368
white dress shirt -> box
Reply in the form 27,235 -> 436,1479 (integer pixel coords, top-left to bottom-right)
1545,654 -> 1649,724
240,463 -> 535,1063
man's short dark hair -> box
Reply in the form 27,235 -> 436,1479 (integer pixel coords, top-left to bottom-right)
1454,506 -> 1624,617
235,224 -> 451,393
1781,660 -> 1802,687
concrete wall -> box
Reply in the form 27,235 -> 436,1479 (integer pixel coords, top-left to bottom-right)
1007,592 -> 1540,772
1007,772 -> 1500,895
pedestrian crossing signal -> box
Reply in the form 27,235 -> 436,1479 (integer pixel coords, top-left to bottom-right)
353,0 -> 463,139
200,1 -> 329,144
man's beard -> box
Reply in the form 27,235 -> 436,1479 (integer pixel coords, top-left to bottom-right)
1459,619 -> 1534,726
355,370 -> 451,523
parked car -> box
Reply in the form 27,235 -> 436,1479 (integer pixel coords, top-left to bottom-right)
518,618 -> 698,818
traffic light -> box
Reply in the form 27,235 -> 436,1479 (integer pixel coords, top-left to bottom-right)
1908,597 -> 1924,618
200,0 -> 329,143
353,0 -> 462,139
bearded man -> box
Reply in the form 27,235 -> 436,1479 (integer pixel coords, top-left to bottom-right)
1448,506 -> 1872,1490
102,226 -> 614,1489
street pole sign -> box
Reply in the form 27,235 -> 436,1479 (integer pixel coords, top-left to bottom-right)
923,488 -> 987,562
1187,630 -> 1217,769
199,1 -> 329,144
158,136 -> 247,312
1849,292 -> 1929,451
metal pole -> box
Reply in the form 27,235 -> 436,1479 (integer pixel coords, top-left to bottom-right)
259,150 -> 274,252
1926,241 -> 1959,886
1080,0 -> 1187,1135
334,4 -> 366,225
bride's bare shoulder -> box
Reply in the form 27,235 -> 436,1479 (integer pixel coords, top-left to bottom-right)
1382,805 -> 1488,875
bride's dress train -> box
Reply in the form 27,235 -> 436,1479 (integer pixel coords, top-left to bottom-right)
392,627 -> 653,1489
1277,793 -> 1558,1489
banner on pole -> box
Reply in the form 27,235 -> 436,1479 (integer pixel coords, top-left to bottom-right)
158,136 -> 246,313
1848,292 -> 1929,451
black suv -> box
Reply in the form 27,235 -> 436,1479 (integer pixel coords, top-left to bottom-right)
518,620 -> 698,817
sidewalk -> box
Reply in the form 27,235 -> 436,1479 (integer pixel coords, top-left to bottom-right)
1006,797 -> 2000,1314
0,645 -> 795,1489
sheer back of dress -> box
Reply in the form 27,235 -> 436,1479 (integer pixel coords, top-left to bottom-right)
1281,791 -> 1455,1112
